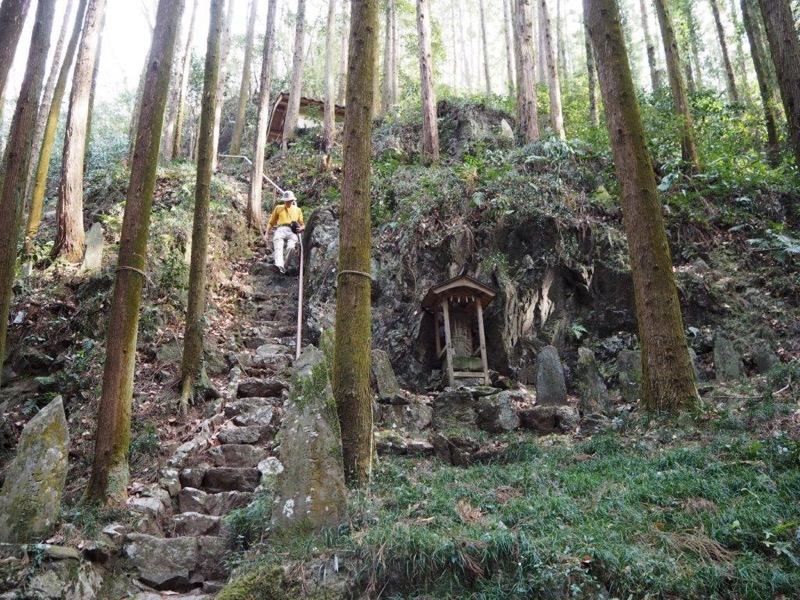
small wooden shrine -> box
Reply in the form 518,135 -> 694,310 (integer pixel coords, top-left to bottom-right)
421,275 -> 497,387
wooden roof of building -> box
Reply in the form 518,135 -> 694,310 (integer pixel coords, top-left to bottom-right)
267,92 -> 346,142
421,275 -> 497,310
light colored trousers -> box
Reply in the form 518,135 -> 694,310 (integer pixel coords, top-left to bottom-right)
272,225 -> 298,268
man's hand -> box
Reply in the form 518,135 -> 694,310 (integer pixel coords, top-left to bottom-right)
295,224 -> 305,233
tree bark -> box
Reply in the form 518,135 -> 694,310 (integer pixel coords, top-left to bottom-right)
323,0 -> 338,149
247,0 -> 277,231
729,0 -> 752,102
230,0 -> 257,155
181,0 -> 223,412
479,0 -> 492,95
52,0 -> 108,262
333,0 -> 378,488
653,0 -> 701,172
24,0 -> 75,213
639,0 -> 661,91
540,0 -> 565,139
504,0 -> 516,95
556,0 -> 568,79
381,0 -> 398,114
710,0 -> 740,103
584,20 -> 599,126
0,0 -> 33,100
515,0 -> 540,142
585,0 -> 698,414
85,0 -> 183,504
172,0 -> 199,159
742,0 -> 781,164
416,0 -> 439,163
282,0 -> 307,151
211,0 -> 234,170
758,0 -> 800,167
679,2 -> 702,91
337,0 -> 349,105
459,0 -> 473,91
0,0 -> 55,388
26,0 -> 86,243
85,11 -> 106,163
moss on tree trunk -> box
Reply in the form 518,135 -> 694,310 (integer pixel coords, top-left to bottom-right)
85,0 -> 184,504
0,0 -> 56,388
585,0 -> 698,413
332,0 -> 378,487
181,0 -> 223,413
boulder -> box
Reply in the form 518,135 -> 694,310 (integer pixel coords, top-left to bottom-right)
371,349 -> 400,402
751,340 -> 779,375
216,426 -> 267,445
475,392 -> 520,433
430,433 -> 481,467
380,402 -> 433,431
271,346 -> 347,535
120,534 -> 227,591
575,347 -> 609,414
518,406 -> 579,434
0,397 -> 69,543
172,512 -> 221,536
714,334 -> 745,381
535,346 -> 567,406
201,468 -> 261,493
431,390 -> 477,430
237,378 -> 287,398
616,350 -> 642,403
581,413 -> 612,436
224,399 -> 276,427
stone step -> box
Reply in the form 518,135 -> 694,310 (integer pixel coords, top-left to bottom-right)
223,398 -> 280,427
200,467 -> 260,493
216,425 -> 271,445
171,512 -> 222,537
120,534 -> 228,592
236,377 -> 288,398
208,443 -> 267,468
177,487 -> 253,516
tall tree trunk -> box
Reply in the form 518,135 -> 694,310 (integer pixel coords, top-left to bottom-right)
85,11 -> 106,165
584,20 -> 599,126
247,0 -> 277,230
515,0 -> 540,142
230,0 -> 257,155
416,0 -> 439,163
181,0 -> 223,412
479,0 -> 492,95
337,0 -> 349,105
680,2 -> 702,90
323,0 -> 338,148
85,0 -> 183,504
556,0 -> 568,80
0,0 -> 33,100
654,0 -> 701,172
24,0 -> 75,214
173,0 -> 199,159
742,0 -> 781,164
504,0 -> 516,95
52,0 -> 108,262
539,0 -> 565,139
758,0 -> 800,167
585,0 -> 698,414
0,0 -> 55,388
25,0 -> 88,243
710,0 -> 740,102
451,0 -> 458,88
333,0 -> 378,488
211,0 -> 234,170
639,0 -> 661,91
282,0 -> 307,152
459,0 -> 473,91
381,0 -> 392,113
729,0 -> 752,101
372,16 -> 381,115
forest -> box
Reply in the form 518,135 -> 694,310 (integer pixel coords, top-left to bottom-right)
0,0 -> 798,598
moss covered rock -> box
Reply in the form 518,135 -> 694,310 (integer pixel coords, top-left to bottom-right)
0,396 -> 69,543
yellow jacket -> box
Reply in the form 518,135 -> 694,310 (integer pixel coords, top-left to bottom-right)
268,204 -> 304,229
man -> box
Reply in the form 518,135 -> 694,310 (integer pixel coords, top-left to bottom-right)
266,190 -> 305,274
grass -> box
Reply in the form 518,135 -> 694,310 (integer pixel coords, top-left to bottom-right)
227,391 -> 800,600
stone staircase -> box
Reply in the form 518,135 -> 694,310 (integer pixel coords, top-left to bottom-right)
116,246 -> 302,598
